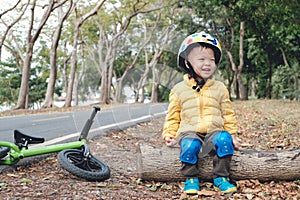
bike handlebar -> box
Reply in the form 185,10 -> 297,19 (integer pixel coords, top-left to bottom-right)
79,106 -> 101,140
94,106 -> 101,112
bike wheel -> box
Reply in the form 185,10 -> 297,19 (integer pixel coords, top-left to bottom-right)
0,146 -> 10,159
57,149 -> 110,181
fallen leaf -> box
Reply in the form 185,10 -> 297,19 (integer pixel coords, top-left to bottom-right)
6,173 -> 18,177
149,184 -> 157,191
20,178 -> 32,184
246,193 -> 254,199
0,182 -> 8,188
96,182 -> 107,187
197,189 -> 216,196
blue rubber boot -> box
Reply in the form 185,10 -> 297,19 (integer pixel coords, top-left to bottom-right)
213,177 -> 237,193
183,178 -> 200,194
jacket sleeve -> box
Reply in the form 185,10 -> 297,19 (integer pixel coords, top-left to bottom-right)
162,91 -> 181,139
220,86 -> 239,135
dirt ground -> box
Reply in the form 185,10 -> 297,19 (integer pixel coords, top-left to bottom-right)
0,100 -> 299,200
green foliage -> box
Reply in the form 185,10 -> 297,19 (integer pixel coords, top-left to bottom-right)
77,59 -> 101,99
0,61 -> 21,106
180,0 -> 300,100
272,62 -> 300,100
114,49 -> 134,78
28,66 -> 48,108
1,0 -> 299,108
241,0 -> 300,99
157,85 -> 171,102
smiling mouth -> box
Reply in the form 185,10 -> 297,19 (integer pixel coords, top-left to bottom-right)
202,68 -> 211,71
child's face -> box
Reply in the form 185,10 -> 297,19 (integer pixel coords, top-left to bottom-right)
186,46 -> 216,79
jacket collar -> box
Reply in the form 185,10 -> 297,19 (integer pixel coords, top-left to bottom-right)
183,74 -> 214,88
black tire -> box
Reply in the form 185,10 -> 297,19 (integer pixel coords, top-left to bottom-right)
57,149 -> 110,181
0,146 -> 10,159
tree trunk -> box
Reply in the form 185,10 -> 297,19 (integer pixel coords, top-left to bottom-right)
115,21 -> 153,103
97,3 -> 162,104
16,1 -> 55,109
100,67 -> 109,104
43,0 -> 72,108
99,31 -> 117,104
267,59 -> 273,99
236,21 -> 247,100
16,43 -> 32,109
150,65 -> 160,103
107,59 -> 114,103
224,62 -> 234,98
137,143 -> 300,182
74,73 -> 79,105
65,0 -> 105,107
64,26 -> 78,107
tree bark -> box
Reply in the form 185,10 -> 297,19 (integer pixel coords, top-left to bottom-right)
149,25 -> 174,103
98,2 -> 163,104
64,0 -> 106,107
43,0 -> 72,108
215,20 -> 247,100
236,21 -> 247,100
16,0 -> 55,109
137,143 -> 300,182
115,20 -> 153,103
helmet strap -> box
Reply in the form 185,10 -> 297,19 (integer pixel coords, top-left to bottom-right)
186,61 -> 206,92
192,79 -> 206,92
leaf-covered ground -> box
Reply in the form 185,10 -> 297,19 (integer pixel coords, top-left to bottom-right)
0,100 -> 299,199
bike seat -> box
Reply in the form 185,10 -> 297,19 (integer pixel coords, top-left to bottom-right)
14,130 -> 45,147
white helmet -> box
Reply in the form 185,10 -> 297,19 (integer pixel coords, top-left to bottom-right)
178,32 -> 222,74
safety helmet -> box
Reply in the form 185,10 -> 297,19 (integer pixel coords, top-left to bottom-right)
178,32 -> 222,74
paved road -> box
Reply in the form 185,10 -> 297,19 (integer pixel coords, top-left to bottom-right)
0,103 -> 168,145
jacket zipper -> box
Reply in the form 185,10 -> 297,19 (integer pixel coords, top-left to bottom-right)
199,90 -> 203,119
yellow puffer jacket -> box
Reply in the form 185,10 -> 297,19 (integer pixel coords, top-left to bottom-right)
162,74 -> 238,139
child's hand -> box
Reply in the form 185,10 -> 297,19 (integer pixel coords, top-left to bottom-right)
232,135 -> 241,150
164,136 -> 175,146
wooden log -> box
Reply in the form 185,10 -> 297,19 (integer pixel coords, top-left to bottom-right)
137,143 -> 300,182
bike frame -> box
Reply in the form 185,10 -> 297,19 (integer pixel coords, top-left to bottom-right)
0,106 -> 100,165
0,140 -> 87,165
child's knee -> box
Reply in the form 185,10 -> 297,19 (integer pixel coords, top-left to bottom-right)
212,131 -> 234,157
180,138 -> 201,164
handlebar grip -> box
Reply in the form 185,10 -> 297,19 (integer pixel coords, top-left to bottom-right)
93,106 -> 101,112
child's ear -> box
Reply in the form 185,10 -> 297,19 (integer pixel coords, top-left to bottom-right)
184,60 -> 190,69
